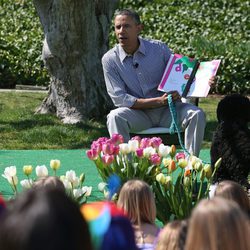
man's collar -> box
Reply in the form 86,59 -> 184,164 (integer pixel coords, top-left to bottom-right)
118,37 -> 146,62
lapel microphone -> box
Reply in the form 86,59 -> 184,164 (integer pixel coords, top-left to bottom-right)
133,62 -> 139,68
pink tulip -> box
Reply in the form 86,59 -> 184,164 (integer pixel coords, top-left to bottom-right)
86,149 -> 99,160
111,134 -> 124,145
113,145 -> 120,155
101,154 -> 115,165
102,142 -> 115,155
150,137 -> 162,148
131,136 -> 141,143
150,153 -> 161,166
176,152 -> 185,161
140,138 -> 151,148
136,148 -> 144,158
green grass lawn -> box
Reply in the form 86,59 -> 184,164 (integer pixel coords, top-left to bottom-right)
0,91 -> 222,149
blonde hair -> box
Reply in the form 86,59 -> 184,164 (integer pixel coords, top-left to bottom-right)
156,220 -> 187,250
33,176 -> 65,192
117,179 -> 156,225
215,180 -> 250,216
185,197 -> 250,250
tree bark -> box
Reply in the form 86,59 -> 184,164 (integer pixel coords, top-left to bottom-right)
33,0 -> 119,123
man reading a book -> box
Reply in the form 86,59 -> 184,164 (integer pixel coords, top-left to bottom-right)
102,9 -> 214,156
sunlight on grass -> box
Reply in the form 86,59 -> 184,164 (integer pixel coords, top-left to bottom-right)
0,92 -> 222,149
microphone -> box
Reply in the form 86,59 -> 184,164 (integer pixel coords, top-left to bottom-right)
133,62 -> 139,68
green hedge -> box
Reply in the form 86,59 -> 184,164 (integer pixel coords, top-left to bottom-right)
114,0 -> 250,94
1,0 -> 249,94
0,0 -> 48,87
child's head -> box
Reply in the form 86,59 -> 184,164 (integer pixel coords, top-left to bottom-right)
0,188 -> 92,250
117,179 -> 156,225
185,197 -> 250,250
156,220 -> 188,250
214,180 -> 250,216
33,176 -> 65,191
81,201 -> 138,250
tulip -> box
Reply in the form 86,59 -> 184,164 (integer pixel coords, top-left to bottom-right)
20,179 -> 33,189
214,157 -> 222,170
73,188 -> 84,199
204,164 -> 212,179
169,145 -> 176,158
82,186 -> 92,197
50,159 -> 61,171
190,155 -> 200,168
102,142 -> 115,155
101,154 -> 115,165
165,176 -> 172,188
184,169 -> 191,177
119,143 -> 130,155
62,179 -> 72,190
23,165 -> 33,176
36,165 -> 48,178
136,148 -> 144,158
79,173 -> 85,184
143,147 -> 156,158
178,159 -> 188,169
194,161 -> 203,172
184,176 -> 191,187
175,152 -> 185,161
111,134 -> 124,145
65,170 -> 77,183
3,166 -> 17,179
150,153 -> 161,166
158,144 -> 170,157
128,139 -> 139,152
150,137 -> 162,148
156,173 -> 165,185
140,138 -> 151,148
168,160 -> 176,173
162,158 -> 171,167
98,182 -> 107,192
86,148 -> 99,160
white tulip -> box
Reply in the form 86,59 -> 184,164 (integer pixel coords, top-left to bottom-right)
36,165 -> 48,177
119,143 -> 130,154
20,179 -> 33,189
98,182 -> 107,192
143,147 -> 156,158
62,179 -> 72,190
128,140 -> 139,152
82,186 -> 92,197
158,144 -> 170,157
65,170 -> 77,183
73,188 -> 84,199
3,166 -> 17,179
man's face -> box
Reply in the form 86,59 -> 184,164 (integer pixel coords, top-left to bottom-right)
114,14 -> 142,53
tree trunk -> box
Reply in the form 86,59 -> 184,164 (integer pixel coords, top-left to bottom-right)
33,0 -> 119,123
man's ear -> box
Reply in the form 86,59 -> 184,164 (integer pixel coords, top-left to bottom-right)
137,24 -> 144,34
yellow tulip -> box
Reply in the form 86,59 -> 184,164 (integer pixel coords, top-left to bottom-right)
50,159 -> 61,171
178,159 -> 188,169
204,164 -> 212,179
156,173 -> 165,185
23,165 -> 33,176
169,145 -> 176,158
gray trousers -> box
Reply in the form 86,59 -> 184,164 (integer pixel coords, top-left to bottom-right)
107,101 -> 206,156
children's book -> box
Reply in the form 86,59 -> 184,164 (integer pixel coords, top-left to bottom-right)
158,54 -> 221,98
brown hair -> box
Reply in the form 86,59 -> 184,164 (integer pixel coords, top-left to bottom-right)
33,176 -> 65,192
185,197 -> 250,250
156,220 -> 187,250
215,180 -> 250,216
117,179 -> 156,225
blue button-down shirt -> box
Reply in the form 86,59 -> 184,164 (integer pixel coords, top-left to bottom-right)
102,37 -> 172,107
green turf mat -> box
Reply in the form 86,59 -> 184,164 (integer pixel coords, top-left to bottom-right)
0,149 -> 211,200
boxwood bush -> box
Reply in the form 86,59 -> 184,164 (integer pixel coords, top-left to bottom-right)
0,0 -> 249,94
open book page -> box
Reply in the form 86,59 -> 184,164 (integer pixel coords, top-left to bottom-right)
187,59 -> 221,98
158,54 -> 199,96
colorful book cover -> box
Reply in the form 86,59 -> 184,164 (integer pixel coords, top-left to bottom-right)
158,54 -> 221,98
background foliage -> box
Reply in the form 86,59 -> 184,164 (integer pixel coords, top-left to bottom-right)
0,0 -> 249,94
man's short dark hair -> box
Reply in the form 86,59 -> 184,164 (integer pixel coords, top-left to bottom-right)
114,9 -> 141,25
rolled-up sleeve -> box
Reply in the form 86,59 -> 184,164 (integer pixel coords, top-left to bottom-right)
102,55 -> 137,108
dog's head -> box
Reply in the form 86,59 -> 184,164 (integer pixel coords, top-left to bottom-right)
217,94 -> 250,123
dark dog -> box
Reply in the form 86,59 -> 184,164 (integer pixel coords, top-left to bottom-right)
210,94 -> 250,189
